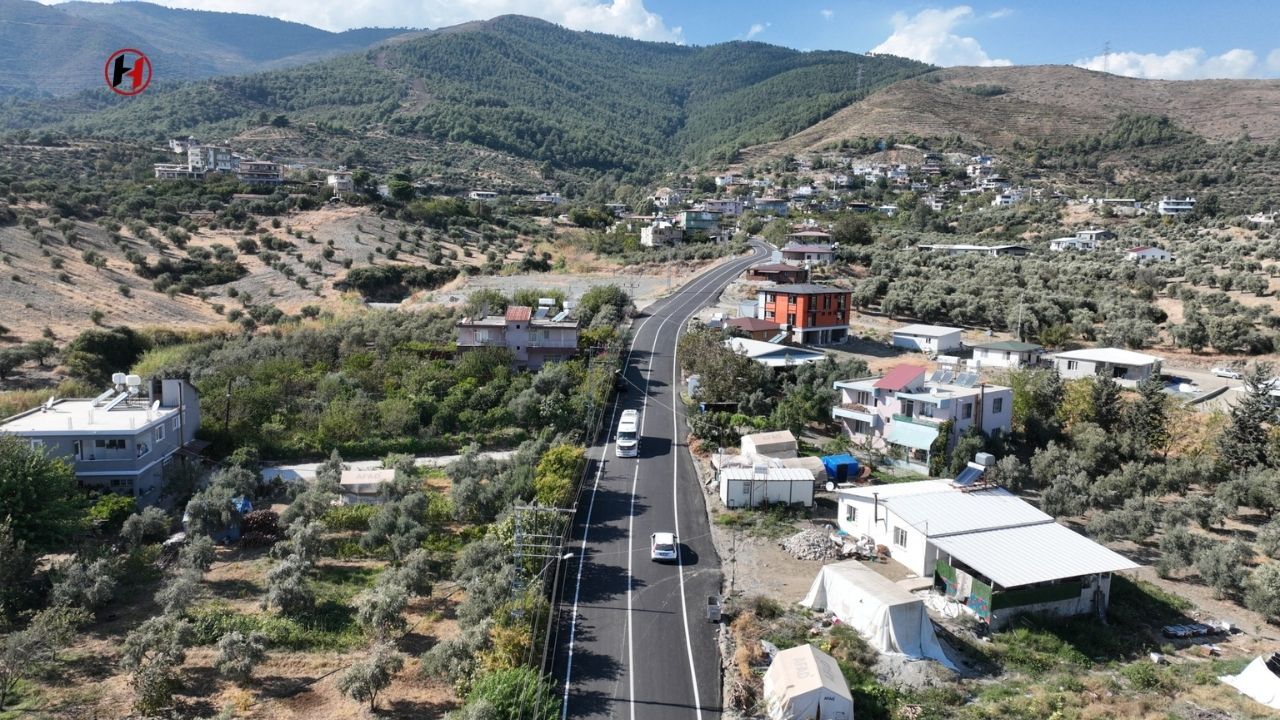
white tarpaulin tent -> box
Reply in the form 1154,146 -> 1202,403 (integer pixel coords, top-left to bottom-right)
1221,654 -> 1280,710
802,561 -> 954,668
762,644 -> 853,720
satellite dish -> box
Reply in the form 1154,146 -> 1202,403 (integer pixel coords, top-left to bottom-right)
149,400 -> 160,414
44,396 -> 56,410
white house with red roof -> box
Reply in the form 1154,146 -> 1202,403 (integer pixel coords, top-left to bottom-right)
455,305 -> 579,370
1126,246 -> 1172,262
832,364 -> 1013,474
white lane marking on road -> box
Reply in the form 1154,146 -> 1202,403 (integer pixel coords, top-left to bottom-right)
561,246 -> 765,719
624,321 -> 668,719
561,308 -> 655,719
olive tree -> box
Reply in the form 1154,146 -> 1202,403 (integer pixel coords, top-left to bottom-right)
0,606 -> 88,710
50,556 -> 120,612
215,630 -> 267,683
337,643 -> 404,711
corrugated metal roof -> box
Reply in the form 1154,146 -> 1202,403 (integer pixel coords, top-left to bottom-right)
932,522 -> 1138,588
720,467 -> 814,482
883,487 -> 1051,537
505,306 -> 532,322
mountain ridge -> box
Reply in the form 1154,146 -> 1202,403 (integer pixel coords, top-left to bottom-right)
744,64 -> 1280,161
0,0 -> 414,98
0,13 -> 931,178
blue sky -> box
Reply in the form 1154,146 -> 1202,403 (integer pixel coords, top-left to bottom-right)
50,0 -> 1280,79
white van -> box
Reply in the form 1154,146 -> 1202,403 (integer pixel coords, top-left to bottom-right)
615,409 -> 639,458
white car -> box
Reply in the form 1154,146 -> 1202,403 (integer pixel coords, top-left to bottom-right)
650,532 -> 678,562
1212,367 -> 1244,380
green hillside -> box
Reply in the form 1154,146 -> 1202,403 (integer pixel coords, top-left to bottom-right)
0,15 -> 930,176
0,0 -> 409,98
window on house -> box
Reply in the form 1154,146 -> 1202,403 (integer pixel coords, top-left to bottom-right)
845,504 -> 856,522
766,293 -> 776,302
962,402 -> 973,420
172,417 -> 181,432
893,527 -> 908,547
475,329 -> 490,343
155,425 -> 166,443
787,313 -> 796,325
1066,360 -> 1079,370
73,440 -> 82,459
993,397 -> 1005,414
95,438 -> 127,450
30,439 -> 44,450
900,399 -> 914,417
787,295 -> 796,304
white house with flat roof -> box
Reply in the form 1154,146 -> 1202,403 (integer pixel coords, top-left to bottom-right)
892,324 -> 963,353
971,340 -> 1045,369
1157,196 -> 1196,215
1053,347 -> 1161,386
0,376 -> 200,499
835,480 -> 1137,628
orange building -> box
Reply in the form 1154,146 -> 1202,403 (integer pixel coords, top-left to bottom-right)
755,283 -> 851,345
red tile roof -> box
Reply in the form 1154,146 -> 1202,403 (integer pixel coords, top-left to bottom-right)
728,317 -> 782,332
874,364 -> 927,391
505,306 -> 532,322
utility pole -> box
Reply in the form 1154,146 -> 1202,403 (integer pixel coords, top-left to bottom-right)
1016,293 -> 1025,343
222,378 -> 232,433
1102,40 -> 1111,75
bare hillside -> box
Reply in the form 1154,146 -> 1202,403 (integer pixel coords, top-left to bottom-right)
746,65 -> 1280,159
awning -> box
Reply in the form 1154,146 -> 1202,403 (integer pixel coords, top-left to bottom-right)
886,422 -> 939,450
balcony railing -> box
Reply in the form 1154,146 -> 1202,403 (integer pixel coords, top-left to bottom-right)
892,413 -> 946,427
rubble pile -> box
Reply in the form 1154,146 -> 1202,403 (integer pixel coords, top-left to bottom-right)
779,529 -> 840,561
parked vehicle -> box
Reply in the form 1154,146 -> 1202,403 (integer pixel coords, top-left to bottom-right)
1212,367 -> 1244,380
650,531 -> 677,562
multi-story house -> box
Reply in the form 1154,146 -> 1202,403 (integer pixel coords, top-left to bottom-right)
702,198 -> 744,216
753,197 -> 789,215
235,160 -> 283,185
0,375 -> 200,500
153,163 -> 203,180
328,171 -> 355,195
756,283 -> 850,345
831,364 -> 1012,474
456,305 -> 579,370
779,242 -> 834,265
188,145 -> 234,173
1157,196 -> 1196,215
675,210 -> 720,234
640,221 -> 683,247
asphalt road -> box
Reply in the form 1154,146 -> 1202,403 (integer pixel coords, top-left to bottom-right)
553,242 -> 769,720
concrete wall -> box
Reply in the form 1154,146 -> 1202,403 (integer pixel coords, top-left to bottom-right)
835,497 -> 932,575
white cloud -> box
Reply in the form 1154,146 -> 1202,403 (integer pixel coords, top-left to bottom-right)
61,0 -> 683,42
987,8 -> 1012,19
870,6 -> 1011,67
1266,48 -> 1280,73
745,22 -> 768,40
820,8 -> 833,20
1074,47 -> 1263,80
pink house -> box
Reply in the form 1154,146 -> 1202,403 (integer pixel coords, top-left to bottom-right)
456,305 -> 579,370
831,364 -> 1012,474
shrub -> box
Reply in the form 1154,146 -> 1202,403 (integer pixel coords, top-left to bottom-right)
323,504 -> 377,532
